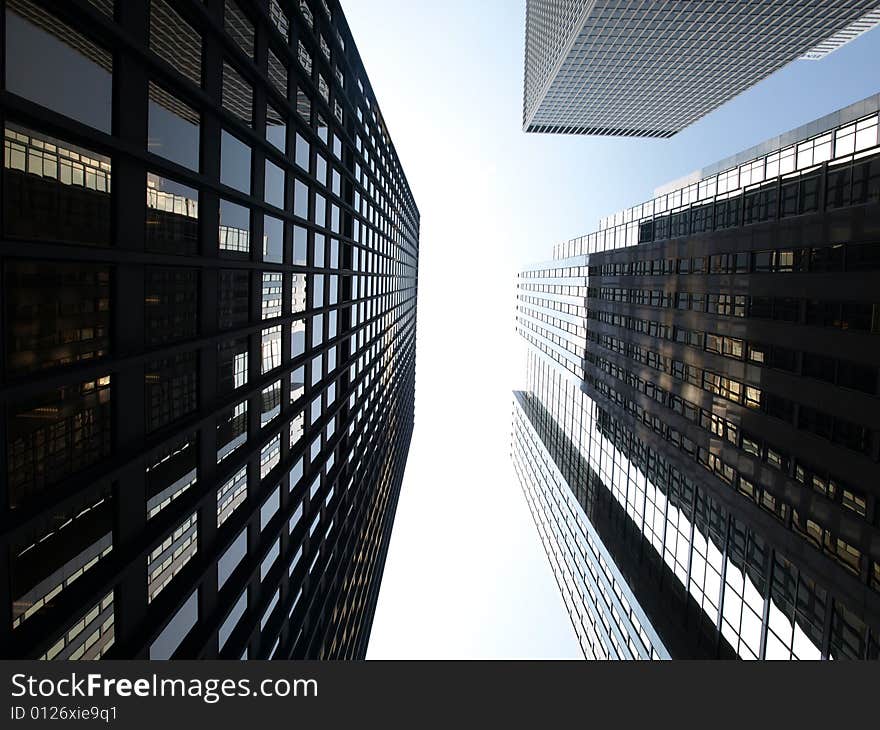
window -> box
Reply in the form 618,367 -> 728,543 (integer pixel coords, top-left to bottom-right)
293,225 -> 308,265
144,268 -> 199,346
225,0 -> 254,58
217,401 -> 248,462
217,337 -> 249,393
148,82 -> 200,171
150,590 -> 197,660
294,178 -> 309,219
150,0 -> 201,87
218,270 -> 250,328
146,434 -> 198,520
261,380 -> 281,425
4,125 -> 112,246
262,325 -> 282,373
146,173 -> 199,255
5,261 -> 110,376
218,529 -> 247,589
219,198 -> 251,254
265,159 -> 285,209
296,87 -> 311,122
266,105 -> 286,152
147,512 -> 198,602
6,377 -> 112,507
145,352 -> 198,433
6,1 -> 112,133
268,49 -> 287,99
296,133 -> 310,171
263,214 -> 284,263
221,130 -> 251,194
262,272 -> 283,319
217,466 -> 248,527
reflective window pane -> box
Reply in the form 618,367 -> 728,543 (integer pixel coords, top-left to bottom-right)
6,1 -> 112,133
149,82 -> 200,171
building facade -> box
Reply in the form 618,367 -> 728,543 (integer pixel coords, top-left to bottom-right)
513,97 -> 880,659
522,0 -> 880,136
0,0 -> 419,660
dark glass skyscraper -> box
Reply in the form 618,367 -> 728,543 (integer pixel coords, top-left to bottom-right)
513,96 -> 880,659
0,0 -> 419,660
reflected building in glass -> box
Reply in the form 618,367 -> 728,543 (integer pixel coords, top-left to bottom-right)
522,0 -> 880,136
0,0 -> 419,660
513,96 -> 880,659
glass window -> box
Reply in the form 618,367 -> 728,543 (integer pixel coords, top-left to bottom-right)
266,105 -> 286,152
221,130 -> 251,193
293,225 -> 308,264
217,401 -> 248,462
263,214 -> 284,263
262,325 -> 281,373
265,159 -> 285,209
11,485 -> 112,633
149,82 -> 200,171
146,173 -> 199,255
292,273 -> 307,313
296,133 -> 310,171
217,337 -> 249,394
294,178 -> 309,219
4,124 -> 112,246
219,198 -> 251,254
144,268 -> 199,346
296,87 -> 311,122
145,352 -> 198,433
262,272 -> 283,319
150,0 -> 201,87
217,465 -> 247,526
290,366 -> 305,404
261,380 -> 281,425
147,511 -> 197,602
146,433 -> 198,520
218,590 -> 247,652
5,260 -> 110,377
260,484 -> 280,528
218,529 -> 247,589
291,320 -> 306,358
6,1 -> 112,133
311,274 -> 325,309
268,49 -> 287,99
314,192 -> 326,227
314,233 -> 325,267
224,0 -> 254,58
218,269 -> 250,328
6,376 -> 111,507
149,590 -> 197,660
222,62 -> 253,127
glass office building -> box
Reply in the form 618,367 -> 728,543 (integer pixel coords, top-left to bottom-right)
513,96 -> 880,659
522,0 -> 880,136
0,0 -> 419,660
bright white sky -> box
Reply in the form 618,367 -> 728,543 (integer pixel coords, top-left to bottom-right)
338,0 -> 880,659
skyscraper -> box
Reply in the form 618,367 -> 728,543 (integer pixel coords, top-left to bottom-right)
1,0 -> 419,660
513,96 -> 880,659
522,0 -> 880,136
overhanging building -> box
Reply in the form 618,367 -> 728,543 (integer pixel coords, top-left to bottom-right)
0,0 -> 419,660
514,96 -> 880,659
522,0 -> 880,136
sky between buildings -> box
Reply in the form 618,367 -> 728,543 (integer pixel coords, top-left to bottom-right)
339,0 -> 880,659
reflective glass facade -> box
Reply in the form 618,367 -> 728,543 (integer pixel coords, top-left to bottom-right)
1,0 -> 419,660
513,98 -> 880,659
522,0 -> 880,136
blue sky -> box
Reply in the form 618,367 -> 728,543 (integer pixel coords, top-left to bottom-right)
338,0 -> 880,658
